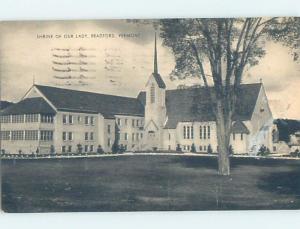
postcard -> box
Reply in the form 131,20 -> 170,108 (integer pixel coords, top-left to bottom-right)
0,18 -> 299,212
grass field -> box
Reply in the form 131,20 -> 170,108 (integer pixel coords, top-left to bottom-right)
1,155 -> 300,212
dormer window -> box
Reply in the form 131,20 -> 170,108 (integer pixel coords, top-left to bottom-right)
150,84 -> 155,103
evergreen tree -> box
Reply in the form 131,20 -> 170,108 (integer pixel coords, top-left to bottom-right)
207,144 -> 213,154
190,143 -> 196,153
111,141 -> 119,153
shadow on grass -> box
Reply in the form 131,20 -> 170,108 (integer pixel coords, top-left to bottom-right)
258,166 -> 300,198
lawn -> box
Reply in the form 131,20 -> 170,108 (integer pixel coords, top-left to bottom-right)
1,155 -> 300,212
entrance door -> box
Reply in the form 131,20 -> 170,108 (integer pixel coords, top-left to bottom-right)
147,131 -> 157,151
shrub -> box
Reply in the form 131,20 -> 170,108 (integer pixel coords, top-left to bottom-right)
176,144 -> 182,152
118,145 -> 126,153
97,145 -> 104,154
207,144 -> 213,154
111,141 -> 119,153
257,145 -> 271,156
190,143 -> 196,153
290,149 -> 300,158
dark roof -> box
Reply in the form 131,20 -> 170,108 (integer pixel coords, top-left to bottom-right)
0,97 -> 56,115
138,83 -> 262,129
232,121 -> 250,134
0,101 -> 14,110
152,73 -> 166,89
35,85 -> 144,118
274,119 -> 300,142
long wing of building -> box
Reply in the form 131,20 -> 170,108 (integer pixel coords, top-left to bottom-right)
0,36 -> 274,155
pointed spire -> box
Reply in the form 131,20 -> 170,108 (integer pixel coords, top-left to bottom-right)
154,32 -> 158,74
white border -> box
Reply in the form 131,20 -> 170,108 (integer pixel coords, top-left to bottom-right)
0,0 -> 299,228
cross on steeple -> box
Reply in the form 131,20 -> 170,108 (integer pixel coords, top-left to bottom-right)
154,32 -> 158,74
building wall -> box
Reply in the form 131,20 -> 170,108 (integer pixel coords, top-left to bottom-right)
163,121 -> 250,154
248,85 -> 273,154
0,114 -> 55,154
163,121 -> 218,153
144,76 -> 166,149
114,115 -> 144,151
54,111 -> 99,153
272,141 -> 290,155
230,132 -> 249,154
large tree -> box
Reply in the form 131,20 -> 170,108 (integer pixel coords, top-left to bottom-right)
156,17 -> 299,175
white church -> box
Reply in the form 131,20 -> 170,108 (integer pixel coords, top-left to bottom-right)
0,37 -> 274,155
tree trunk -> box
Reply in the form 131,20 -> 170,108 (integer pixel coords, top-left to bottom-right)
215,100 -> 231,176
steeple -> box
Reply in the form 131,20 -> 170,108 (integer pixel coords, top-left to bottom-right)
149,32 -> 166,89
154,32 -> 158,74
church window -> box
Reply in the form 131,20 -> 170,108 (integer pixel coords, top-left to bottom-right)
150,84 -> 155,103
168,133 -> 171,140
200,126 -> 202,139
183,126 -> 186,139
191,126 -> 194,139
203,126 -> 207,139
207,126 -> 210,139
187,126 -> 190,139
241,133 -> 243,141
233,133 -> 235,141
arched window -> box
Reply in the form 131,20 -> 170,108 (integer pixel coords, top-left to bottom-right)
150,84 -> 155,103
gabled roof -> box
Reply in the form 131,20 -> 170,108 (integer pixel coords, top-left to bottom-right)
232,121 -> 250,134
0,97 -> 56,115
0,101 -> 14,110
138,83 -> 262,129
35,85 -> 144,118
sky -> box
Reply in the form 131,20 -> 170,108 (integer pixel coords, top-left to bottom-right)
0,19 -> 299,119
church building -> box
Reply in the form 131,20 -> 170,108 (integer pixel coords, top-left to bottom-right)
0,36 -> 274,155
